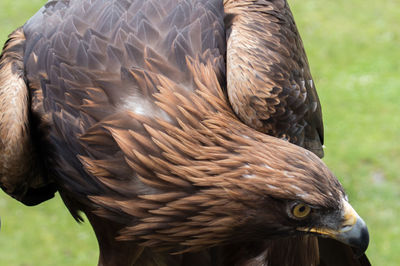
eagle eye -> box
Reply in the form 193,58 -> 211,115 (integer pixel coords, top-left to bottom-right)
292,203 -> 311,219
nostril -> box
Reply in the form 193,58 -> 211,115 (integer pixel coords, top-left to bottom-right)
339,224 -> 353,233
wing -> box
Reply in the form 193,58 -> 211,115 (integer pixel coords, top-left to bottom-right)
0,28 -> 56,206
225,0 -> 324,158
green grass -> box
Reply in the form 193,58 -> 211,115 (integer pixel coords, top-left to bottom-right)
0,0 -> 399,265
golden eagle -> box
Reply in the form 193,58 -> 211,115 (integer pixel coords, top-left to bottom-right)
0,0 -> 370,265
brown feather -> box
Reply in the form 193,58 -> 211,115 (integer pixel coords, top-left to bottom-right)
0,28 -> 56,205
0,0 -> 369,265
225,0 -> 324,158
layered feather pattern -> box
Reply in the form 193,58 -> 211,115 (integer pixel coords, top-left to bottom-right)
0,0 -> 370,265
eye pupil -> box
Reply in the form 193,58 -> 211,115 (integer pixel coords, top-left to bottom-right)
299,206 -> 305,212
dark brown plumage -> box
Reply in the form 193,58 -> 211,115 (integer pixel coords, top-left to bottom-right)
0,0 -> 369,265
225,0 -> 323,158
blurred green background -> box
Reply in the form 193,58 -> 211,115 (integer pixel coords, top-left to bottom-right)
0,0 -> 399,265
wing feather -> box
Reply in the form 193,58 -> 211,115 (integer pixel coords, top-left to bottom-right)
0,28 -> 56,206
225,0 -> 324,158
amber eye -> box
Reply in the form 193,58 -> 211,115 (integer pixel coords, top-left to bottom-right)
292,203 -> 311,219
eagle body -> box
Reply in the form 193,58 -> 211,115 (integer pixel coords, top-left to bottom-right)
0,0 -> 369,265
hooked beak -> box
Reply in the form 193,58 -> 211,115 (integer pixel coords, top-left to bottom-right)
298,200 -> 369,255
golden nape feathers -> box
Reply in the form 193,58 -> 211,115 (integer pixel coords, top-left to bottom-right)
0,0 -> 369,265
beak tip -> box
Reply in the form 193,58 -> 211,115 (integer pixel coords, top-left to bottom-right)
349,225 -> 369,256
337,215 -> 369,255
337,200 -> 370,254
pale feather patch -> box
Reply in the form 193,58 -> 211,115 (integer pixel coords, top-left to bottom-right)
123,95 -> 172,123
290,184 -> 302,192
297,193 -> 312,201
267,184 -> 278,190
262,163 -> 272,170
284,171 -> 295,178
